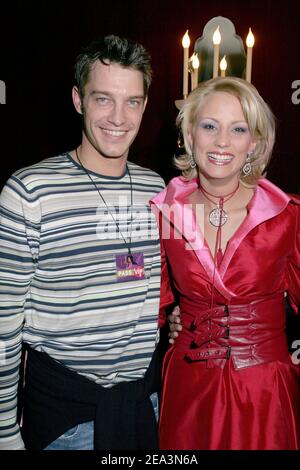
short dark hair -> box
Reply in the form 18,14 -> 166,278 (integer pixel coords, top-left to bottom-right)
75,35 -> 152,99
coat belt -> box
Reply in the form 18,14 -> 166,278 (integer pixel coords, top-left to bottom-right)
175,294 -> 290,369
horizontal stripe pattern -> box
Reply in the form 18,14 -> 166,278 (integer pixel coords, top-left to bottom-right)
0,153 -> 165,448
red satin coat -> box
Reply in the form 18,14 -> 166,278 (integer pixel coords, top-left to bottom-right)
151,177 -> 300,450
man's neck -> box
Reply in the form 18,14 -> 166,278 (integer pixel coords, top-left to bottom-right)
74,145 -> 128,178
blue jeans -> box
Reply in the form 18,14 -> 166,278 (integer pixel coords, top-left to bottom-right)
44,421 -> 94,450
44,393 -> 159,450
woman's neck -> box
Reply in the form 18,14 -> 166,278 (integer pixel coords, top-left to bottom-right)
199,176 -> 240,198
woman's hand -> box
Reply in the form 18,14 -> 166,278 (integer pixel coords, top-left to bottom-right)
167,306 -> 182,344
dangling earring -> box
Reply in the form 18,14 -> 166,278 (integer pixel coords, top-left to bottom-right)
189,155 -> 197,169
242,152 -> 252,177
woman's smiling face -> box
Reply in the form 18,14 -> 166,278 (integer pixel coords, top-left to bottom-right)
189,91 -> 257,184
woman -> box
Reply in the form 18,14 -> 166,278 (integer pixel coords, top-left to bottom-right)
151,77 -> 300,450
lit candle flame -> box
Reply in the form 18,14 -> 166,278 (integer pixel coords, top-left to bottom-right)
246,28 -> 255,48
182,31 -> 190,98
220,55 -> 227,71
213,26 -> 221,45
192,53 -> 200,70
182,30 -> 190,48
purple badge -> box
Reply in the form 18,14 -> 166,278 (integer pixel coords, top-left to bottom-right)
115,252 -> 145,282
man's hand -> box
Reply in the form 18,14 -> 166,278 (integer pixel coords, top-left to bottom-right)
167,306 -> 182,344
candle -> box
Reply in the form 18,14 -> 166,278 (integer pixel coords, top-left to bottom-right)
213,26 -> 221,78
191,53 -> 200,90
220,55 -> 227,77
246,28 -> 255,82
182,30 -> 190,98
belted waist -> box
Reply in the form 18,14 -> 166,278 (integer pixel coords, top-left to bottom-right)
176,294 -> 290,369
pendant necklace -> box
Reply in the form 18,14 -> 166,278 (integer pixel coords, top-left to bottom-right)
200,183 -> 240,227
201,182 -> 239,310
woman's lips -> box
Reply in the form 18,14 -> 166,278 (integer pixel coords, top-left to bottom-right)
207,152 -> 234,165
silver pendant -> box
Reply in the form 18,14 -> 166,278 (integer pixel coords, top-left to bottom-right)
209,207 -> 228,227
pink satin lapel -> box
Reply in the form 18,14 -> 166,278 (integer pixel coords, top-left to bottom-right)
219,179 -> 291,279
152,177 -> 292,298
152,177 -> 235,300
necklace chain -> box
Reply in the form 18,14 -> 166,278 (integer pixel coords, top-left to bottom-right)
200,183 -> 240,227
75,148 -> 133,255
200,184 -> 240,205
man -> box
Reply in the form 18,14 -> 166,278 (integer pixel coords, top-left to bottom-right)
0,35 -> 166,450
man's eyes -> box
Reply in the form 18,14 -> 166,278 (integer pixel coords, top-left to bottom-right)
95,97 -> 142,107
128,99 -> 143,107
96,96 -> 110,104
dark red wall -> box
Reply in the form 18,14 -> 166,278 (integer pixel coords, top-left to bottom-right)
1,0 -> 299,191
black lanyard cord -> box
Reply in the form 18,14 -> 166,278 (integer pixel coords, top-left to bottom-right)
75,148 -> 133,256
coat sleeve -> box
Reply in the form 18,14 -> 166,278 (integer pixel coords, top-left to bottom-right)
151,202 -> 175,328
0,176 -> 39,449
286,198 -> 300,314
158,213 -> 175,328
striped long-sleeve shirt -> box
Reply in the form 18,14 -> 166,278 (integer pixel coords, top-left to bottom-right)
0,153 -> 165,449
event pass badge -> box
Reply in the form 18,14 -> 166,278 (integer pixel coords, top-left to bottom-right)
115,252 -> 145,282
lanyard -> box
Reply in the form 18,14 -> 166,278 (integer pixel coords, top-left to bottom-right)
76,148 -> 134,256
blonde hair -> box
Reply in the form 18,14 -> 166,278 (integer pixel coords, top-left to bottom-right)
174,76 -> 276,186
